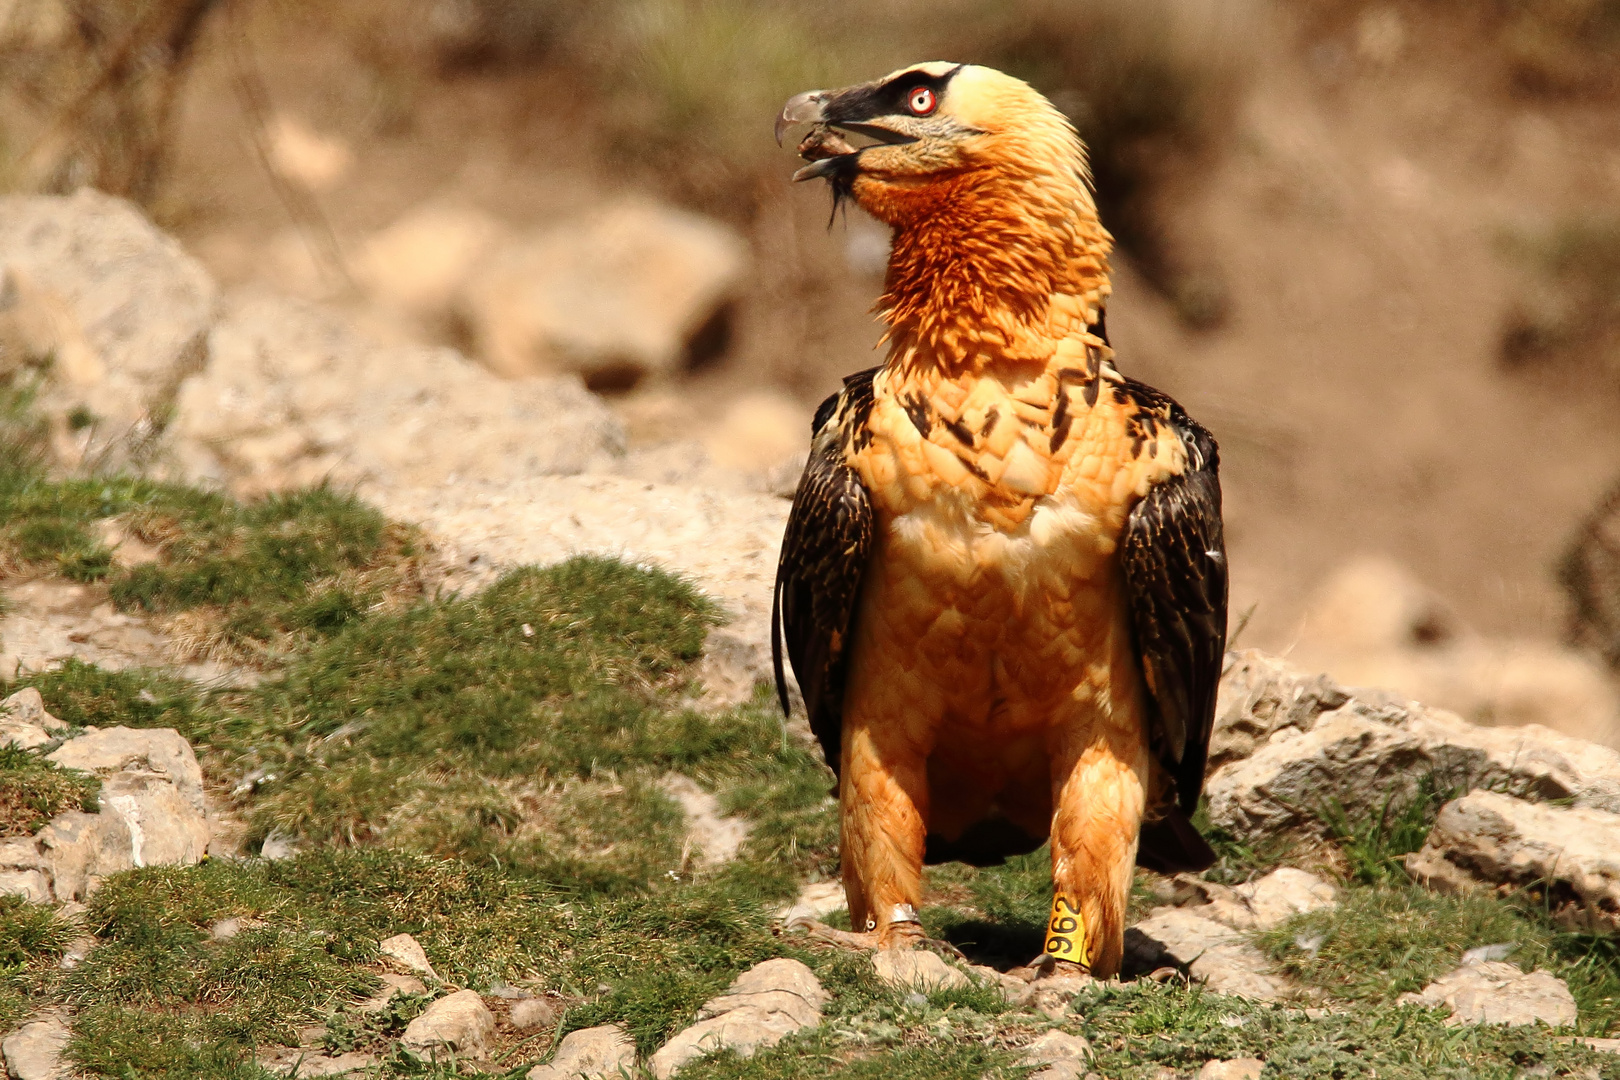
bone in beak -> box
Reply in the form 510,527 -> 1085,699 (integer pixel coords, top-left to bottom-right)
776,91 -> 828,146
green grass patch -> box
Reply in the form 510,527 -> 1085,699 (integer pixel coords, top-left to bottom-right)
1260,882 -> 1620,1035
1075,979 -> 1618,1079
0,743 -> 99,836
1320,773 -> 1454,886
0,895 -> 73,1032
0,378 -> 425,662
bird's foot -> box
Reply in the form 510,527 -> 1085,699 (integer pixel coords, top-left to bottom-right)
1028,954 -> 1092,981
787,918 -> 966,960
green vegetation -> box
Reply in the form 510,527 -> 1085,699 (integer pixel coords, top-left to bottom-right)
1319,774 -> 1454,886
0,380 -> 424,663
0,744 -> 99,837
0,896 -> 71,1033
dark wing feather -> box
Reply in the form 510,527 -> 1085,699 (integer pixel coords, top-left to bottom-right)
1122,414 -> 1227,873
772,371 -> 876,775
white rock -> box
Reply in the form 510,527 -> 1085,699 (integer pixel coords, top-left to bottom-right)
1,1016 -> 70,1080
260,832 -> 300,861
1026,974 -> 1096,1020
256,1047 -> 378,1078
1196,868 -> 1338,931
27,727 -> 210,900
401,989 -> 495,1060
1400,960 -> 1577,1028
0,191 -> 216,461
776,880 -> 847,926
1020,1029 -> 1092,1067
1405,790 -> 1620,927
649,958 -> 827,1078
0,688 -> 64,750
1125,909 -> 1290,1002
527,1023 -> 636,1080
1290,557 -> 1620,747
1197,1058 -> 1265,1080
1,689 -> 66,732
462,200 -> 746,385
353,204 -> 501,318
0,869 -> 50,904
1205,677 -> 1620,841
169,293 -> 624,496
871,949 -> 971,993
47,726 -> 204,813
0,578 -> 228,683
0,721 -> 49,751
1210,650 -> 1353,772
379,933 -> 439,979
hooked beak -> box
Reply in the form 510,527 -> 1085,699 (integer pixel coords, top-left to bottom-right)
776,87 -> 920,183
775,90 -> 827,146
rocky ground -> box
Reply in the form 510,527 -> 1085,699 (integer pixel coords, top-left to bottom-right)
4,193 -> 1620,1078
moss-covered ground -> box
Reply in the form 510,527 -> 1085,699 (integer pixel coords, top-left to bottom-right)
2,387 -> 1620,1078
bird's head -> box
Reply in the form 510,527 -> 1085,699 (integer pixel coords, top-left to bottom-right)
775,62 -> 1092,230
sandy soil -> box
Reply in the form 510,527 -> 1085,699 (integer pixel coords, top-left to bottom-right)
155,2 -> 1620,658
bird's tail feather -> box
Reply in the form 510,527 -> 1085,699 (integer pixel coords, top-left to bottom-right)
1135,809 -> 1217,874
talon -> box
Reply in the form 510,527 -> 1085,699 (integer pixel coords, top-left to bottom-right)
788,918 -> 886,951
1030,953 -> 1092,980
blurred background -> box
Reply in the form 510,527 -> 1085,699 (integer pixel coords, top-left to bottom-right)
4,0 -> 1620,740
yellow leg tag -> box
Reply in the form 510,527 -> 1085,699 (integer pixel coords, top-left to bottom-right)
1044,896 -> 1087,967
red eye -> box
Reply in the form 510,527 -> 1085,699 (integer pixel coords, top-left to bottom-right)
907,86 -> 936,115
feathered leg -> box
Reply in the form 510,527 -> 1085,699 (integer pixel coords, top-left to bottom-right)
1043,684 -> 1150,978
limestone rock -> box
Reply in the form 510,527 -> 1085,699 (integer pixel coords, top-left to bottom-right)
649,958 -> 826,1078
1024,973 -> 1095,1019
1020,1029 -> 1093,1079
170,293 -> 623,496
0,190 -> 216,462
1212,650 -> 1353,771
527,1023 -> 636,1080
373,473 -> 789,694
401,989 -> 495,1061
1197,1059 -> 1265,1080
379,933 -> 439,980
872,949 -> 971,993
32,726 -> 210,900
1193,868 -> 1338,931
353,204 -> 501,320
0,578 -> 238,685
0,689 -> 65,751
462,200 -> 746,386
1399,960 -> 1576,1028
1405,790 -> 1620,928
1126,909 -> 1290,1002
1,690 -> 66,732
509,996 -> 557,1032
1205,674 -> 1620,841
47,726 -> 205,814
0,833 -> 52,902
2,1015 -> 70,1080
